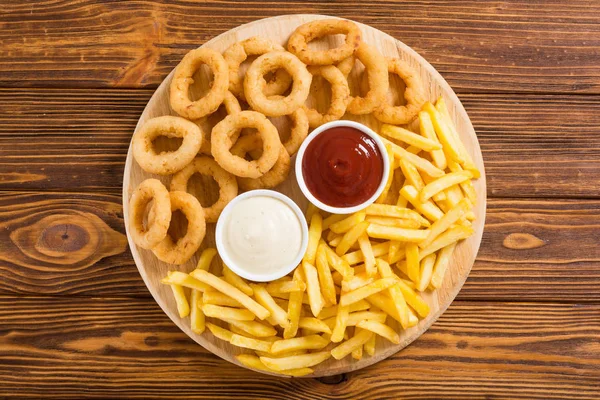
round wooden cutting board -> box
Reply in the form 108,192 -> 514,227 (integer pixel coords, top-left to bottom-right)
122,14 -> 486,377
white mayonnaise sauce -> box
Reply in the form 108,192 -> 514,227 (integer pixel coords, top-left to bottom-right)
222,196 -> 303,275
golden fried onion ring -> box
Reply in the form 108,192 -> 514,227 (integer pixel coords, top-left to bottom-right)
211,111 -> 281,178
231,134 -> 291,191
346,43 -> 389,115
287,19 -> 362,65
169,48 -> 229,120
244,51 -> 312,117
133,116 -> 203,175
278,108 -> 309,156
128,178 -> 171,249
223,37 -> 292,100
303,65 -> 350,128
151,191 -> 206,265
373,58 -> 427,124
194,91 -> 242,155
170,156 -> 238,223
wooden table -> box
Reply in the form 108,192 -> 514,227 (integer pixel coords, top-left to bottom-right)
0,1 -> 598,399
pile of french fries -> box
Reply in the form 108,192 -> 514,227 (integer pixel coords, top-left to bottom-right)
161,97 -> 479,376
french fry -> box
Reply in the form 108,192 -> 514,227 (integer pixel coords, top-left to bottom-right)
365,216 -> 420,229
283,269 -> 305,339
343,241 -> 390,265
342,272 -> 376,292
271,335 -> 329,354
331,304 -> 350,343
331,329 -> 374,360
418,253 -> 437,292
336,221 -> 369,256
366,292 -> 402,323
202,304 -> 255,321
329,235 -> 342,247
346,311 -> 387,325
447,159 -> 478,205
396,279 -> 430,318
356,320 -> 400,344
379,135 -> 444,178
353,233 -> 375,276
190,269 -> 270,320
339,278 -> 397,307
396,182 -> 409,208
419,171 -> 473,203
206,322 -> 234,341
400,185 -> 444,222
170,284 -> 190,318
329,211 -> 366,234
304,212 -> 322,264
388,240 -> 401,264
298,317 -> 332,334
419,225 -> 474,260
405,145 -> 421,154
265,278 -> 306,294
223,265 -> 253,296
405,243 -> 420,283
251,284 -> 290,328
236,354 -> 313,377
162,271 -> 209,292
365,203 -> 423,222
305,202 -> 319,222
324,243 -> 354,278
431,242 -> 457,288
422,102 -> 464,164
376,258 -> 409,329
316,243 -> 337,305
195,248 -> 217,271
419,110 -> 447,169
420,198 -> 471,249
380,124 -> 442,152
364,333 -> 376,356
367,224 -> 429,243
326,229 -> 339,243
227,319 -> 277,337
322,214 -> 346,230
260,351 -> 331,371
302,261 -> 323,317
190,289 -> 205,334
398,158 -> 425,190
376,144 -> 395,204
230,334 -> 272,352
318,299 -> 371,320
203,290 -> 243,307
408,308 -> 419,327
352,339 -> 363,360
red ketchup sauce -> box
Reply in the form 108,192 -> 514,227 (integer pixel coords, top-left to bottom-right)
302,126 -> 384,208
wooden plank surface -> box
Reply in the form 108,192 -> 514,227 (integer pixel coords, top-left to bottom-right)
1,1 -> 600,93
0,296 -> 597,399
1,192 -> 598,302
1,89 -> 599,198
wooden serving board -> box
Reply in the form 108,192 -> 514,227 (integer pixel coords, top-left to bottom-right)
122,14 -> 486,377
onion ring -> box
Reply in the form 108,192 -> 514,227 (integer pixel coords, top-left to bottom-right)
346,43 -> 389,115
278,108 -> 309,156
211,110 -> 281,178
169,48 -> 229,120
373,58 -> 427,124
133,116 -> 203,175
170,156 -> 238,223
128,178 -> 171,249
223,37 -> 292,101
194,91 -> 242,155
287,19 -> 362,65
337,55 -> 355,77
303,65 -> 350,128
230,134 -> 291,191
151,191 -> 206,265
244,51 -> 312,117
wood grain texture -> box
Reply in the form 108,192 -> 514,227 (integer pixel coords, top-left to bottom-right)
2,89 -> 599,198
121,14 -> 486,377
1,1 -> 600,93
0,296 -> 597,399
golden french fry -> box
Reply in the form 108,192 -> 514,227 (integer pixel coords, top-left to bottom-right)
331,329 -> 374,360
324,242 -> 354,278
298,317 -> 332,334
329,211 -> 366,234
271,335 -> 329,354
396,182 -> 409,208
331,304 -> 350,343
203,304 -> 255,321
367,224 -> 429,243
420,225 -> 474,259
223,265 -> 253,296
422,101 -> 464,164
366,216 -> 420,229
346,311 -> 387,326
227,319 -> 277,337
388,240 -> 401,264
419,171 -> 473,203
405,243 -> 420,283
336,221 -> 369,256
265,278 -> 306,294
304,212 -> 323,265
343,241 -> 390,265
365,292 -> 402,323
356,232 -> 376,276
364,333 -> 376,356
396,279 -> 430,318
190,269 -> 270,320
318,299 -> 370,320
326,229 -> 339,242
162,271 -> 209,292
339,278 -> 397,307
283,269 -> 305,339
379,135 -> 444,178
380,124 -> 442,152
329,235 -> 342,247
195,248 -> 217,271
236,354 -> 313,377
190,289 -> 205,334
260,351 -> 331,371
352,340 -> 363,360
420,198 -> 471,249
251,284 -> 290,328
302,261 -> 324,317
444,183 -> 464,208
418,253 -> 437,292
305,202 -> 319,222
375,258 -> 409,329
356,320 -> 399,344
419,110 -> 447,169
169,284 -> 190,318
316,243 -> 337,306
230,334 -> 272,352
365,203 -> 423,222
431,242 -> 457,288
400,185 -> 444,222
322,214 -> 346,230
405,145 -> 421,154
203,290 -> 243,307
341,272 -> 376,292
398,158 -> 425,191
376,144 -> 395,204
206,322 -> 234,341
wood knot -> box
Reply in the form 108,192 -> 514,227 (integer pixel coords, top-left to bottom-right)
41,223 -> 89,254
503,233 -> 546,250
317,373 -> 347,385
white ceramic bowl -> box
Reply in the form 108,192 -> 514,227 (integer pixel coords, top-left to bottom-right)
215,189 -> 309,282
295,120 -> 390,214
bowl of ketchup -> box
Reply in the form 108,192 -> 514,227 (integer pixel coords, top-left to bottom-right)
295,120 -> 390,214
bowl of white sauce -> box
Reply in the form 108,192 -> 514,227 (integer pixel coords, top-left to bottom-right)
215,190 -> 309,282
